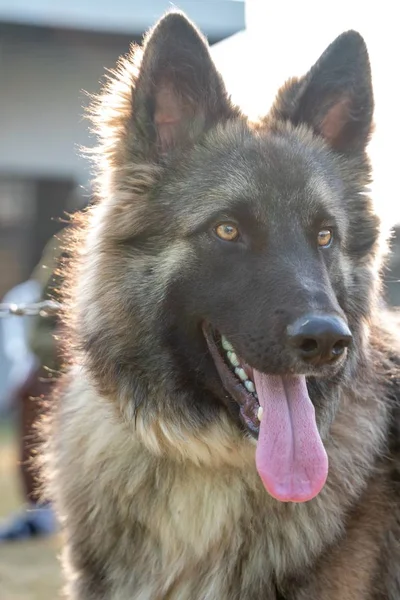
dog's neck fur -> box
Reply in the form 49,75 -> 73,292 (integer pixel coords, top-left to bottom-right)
48,330 -> 391,597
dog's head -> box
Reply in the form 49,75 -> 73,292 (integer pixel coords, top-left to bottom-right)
76,12 -> 378,501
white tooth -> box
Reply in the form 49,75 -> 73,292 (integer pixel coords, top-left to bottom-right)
257,406 -> 264,421
235,367 -> 248,382
245,380 -> 255,393
227,351 -> 240,367
221,336 -> 234,352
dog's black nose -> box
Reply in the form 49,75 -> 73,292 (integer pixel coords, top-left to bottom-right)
287,314 -> 352,366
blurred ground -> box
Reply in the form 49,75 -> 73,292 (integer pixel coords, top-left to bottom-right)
0,422 -> 62,600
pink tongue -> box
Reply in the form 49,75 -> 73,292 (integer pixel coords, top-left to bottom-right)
253,372 -> 328,503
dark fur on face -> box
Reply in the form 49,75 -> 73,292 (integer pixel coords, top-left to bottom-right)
47,11 -> 400,600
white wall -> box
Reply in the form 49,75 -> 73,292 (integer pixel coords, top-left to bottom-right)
0,34 -> 127,187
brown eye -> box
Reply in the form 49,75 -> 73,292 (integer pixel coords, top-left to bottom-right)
317,229 -> 333,248
215,223 -> 239,242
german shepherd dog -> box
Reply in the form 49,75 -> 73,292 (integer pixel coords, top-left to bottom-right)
46,11 -> 400,599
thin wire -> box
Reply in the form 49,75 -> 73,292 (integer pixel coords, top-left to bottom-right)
0,300 -> 62,318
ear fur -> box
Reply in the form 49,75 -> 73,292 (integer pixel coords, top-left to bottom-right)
270,31 -> 374,152
130,11 -> 235,159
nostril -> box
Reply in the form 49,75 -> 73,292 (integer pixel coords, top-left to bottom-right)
298,338 -> 318,354
331,337 -> 351,356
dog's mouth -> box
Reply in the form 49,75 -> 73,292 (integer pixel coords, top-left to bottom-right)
203,324 -> 329,503
203,326 -> 261,435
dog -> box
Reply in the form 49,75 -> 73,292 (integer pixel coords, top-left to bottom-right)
45,11 -> 400,599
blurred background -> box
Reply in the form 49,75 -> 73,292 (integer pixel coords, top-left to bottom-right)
0,1 -> 399,598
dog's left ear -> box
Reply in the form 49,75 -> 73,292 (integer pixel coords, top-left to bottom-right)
129,11 -> 235,159
272,31 -> 373,153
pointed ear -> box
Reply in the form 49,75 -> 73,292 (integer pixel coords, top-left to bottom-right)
271,31 -> 374,153
129,11 -> 235,160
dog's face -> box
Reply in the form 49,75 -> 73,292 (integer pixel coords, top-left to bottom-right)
80,13 -> 377,501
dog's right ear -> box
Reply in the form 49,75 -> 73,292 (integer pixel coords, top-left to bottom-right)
120,12 -> 235,161
270,31 -> 373,153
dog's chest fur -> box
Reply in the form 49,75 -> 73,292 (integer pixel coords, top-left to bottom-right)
49,369 -> 389,599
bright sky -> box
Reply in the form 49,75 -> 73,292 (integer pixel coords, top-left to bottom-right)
212,0 -> 399,228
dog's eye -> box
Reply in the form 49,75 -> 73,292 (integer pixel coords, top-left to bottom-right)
317,229 -> 333,248
215,223 -> 239,242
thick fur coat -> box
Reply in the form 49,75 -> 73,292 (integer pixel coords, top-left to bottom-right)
45,12 -> 400,599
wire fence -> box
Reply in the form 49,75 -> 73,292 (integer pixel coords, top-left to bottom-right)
0,301 -> 62,318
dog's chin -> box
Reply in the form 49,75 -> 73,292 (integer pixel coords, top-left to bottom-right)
202,323 -> 348,439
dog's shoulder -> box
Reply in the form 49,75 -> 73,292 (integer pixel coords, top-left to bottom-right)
371,313 -> 400,503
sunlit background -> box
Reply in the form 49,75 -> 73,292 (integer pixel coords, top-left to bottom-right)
0,2 -> 399,598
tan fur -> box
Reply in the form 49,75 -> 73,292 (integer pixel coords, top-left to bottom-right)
45,348 -> 391,598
